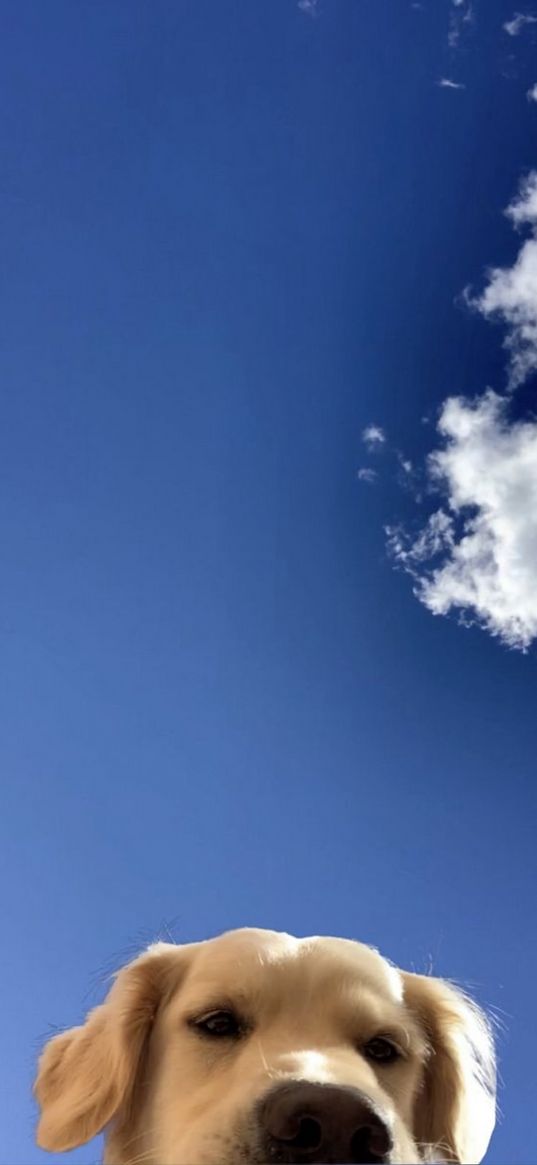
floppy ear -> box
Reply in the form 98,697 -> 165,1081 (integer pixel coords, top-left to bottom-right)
35,942 -> 188,1152
402,972 -> 496,1164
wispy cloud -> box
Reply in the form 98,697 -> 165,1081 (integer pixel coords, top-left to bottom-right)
356,431 -> 421,493
438,78 -> 466,89
527,82 -> 537,101
465,171 -> 537,388
503,11 -> 537,35
298,0 -> 319,16
362,424 -> 386,450
356,468 -> 378,484
387,392 -> 537,651
449,0 -> 474,48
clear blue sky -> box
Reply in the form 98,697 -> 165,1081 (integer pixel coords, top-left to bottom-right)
1,2 -> 536,1162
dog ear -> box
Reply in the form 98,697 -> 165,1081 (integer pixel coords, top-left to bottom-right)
35,942 -> 188,1151
401,971 -> 496,1164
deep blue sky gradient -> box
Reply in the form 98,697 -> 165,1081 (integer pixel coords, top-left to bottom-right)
1,2 -> 536,1161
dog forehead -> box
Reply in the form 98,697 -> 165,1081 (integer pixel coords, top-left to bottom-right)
189,928 -> 402,1002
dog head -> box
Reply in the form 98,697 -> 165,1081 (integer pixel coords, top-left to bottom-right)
35,928 -> 496,1164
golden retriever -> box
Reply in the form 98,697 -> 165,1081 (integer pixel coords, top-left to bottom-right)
34,927 -> 496,1164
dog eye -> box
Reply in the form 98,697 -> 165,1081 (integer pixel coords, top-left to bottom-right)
363,1037 -> 400,1064
193,1010 -> 242,1038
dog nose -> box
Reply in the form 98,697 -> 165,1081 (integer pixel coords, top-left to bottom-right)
259,1081 -> 393,1163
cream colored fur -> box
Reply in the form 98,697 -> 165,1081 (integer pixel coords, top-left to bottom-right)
35,928 -> 496,1164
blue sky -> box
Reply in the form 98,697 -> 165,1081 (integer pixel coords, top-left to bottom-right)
2,1 -> 537,1161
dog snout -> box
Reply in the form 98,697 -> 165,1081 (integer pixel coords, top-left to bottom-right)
258,1080 -> 393,1164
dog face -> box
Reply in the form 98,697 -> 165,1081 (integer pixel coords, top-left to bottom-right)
35,928 -> 496,1165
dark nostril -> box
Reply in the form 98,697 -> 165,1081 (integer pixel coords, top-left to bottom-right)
292,1116 -> 323,1151
351,1123 -> 393,1164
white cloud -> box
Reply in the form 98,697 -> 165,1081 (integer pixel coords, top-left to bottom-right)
527,83 -> 537,101
298,0 -> 319,15
438,78 -> 466,89
503,12 -> 537,35
395,454 -> 421,499
357,468 -> 378,484
465,171 -> 537,388
387,392 -> 537,651
449,1 -> 474,47
362,424 -> 386,449
507,171 -> 537,224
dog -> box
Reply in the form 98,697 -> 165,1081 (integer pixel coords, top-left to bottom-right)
34,927 -> 496,1164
